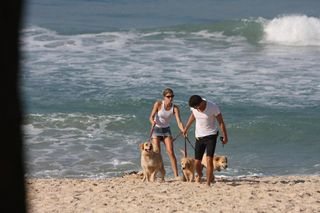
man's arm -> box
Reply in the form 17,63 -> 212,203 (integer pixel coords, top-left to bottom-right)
216,113 -> 228,144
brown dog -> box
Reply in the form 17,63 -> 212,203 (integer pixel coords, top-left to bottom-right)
201,154 -> 228,182
140,142 -> 165,182
180,150 -> 195,182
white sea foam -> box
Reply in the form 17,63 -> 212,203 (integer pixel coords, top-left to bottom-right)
263,15 -> 320,46
22,23 -> 320,109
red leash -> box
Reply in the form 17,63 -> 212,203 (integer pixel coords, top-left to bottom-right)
148,123 -> 156,143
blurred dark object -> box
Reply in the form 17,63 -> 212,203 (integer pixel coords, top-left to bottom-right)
1,0 -> 26,212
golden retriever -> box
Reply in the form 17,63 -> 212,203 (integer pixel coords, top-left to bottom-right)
201,154 -> 228,182
180,150 -> 195,182
181,157 -> 195,182
140,142 -> 165,182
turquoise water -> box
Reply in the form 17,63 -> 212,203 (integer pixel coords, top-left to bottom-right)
22,0 -> 320,178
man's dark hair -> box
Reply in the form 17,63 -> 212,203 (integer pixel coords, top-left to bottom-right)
188,95 -> 202,107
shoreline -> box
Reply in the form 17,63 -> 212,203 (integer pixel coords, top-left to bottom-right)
26,174 -> 320,212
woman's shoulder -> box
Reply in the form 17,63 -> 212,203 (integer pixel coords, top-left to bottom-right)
154,100 -> 162,107
173,104 -> 180,110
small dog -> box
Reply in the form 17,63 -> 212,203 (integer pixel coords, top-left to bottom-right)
180,150 -> 195,182
140,142 -> 165,182
201,154 -> 228,182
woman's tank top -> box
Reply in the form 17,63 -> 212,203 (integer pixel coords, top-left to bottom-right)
155,101 -> 174,128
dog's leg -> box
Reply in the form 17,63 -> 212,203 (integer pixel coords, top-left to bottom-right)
148,171 -> 153,182
181,172 -> 187,182
184,173 -> 189,182
144,170 -> 151,182
142,171 -> 147,182
191,173 -> 194,182
150,170 -> 156,182
183,175 -> 187,182
159,165 -> 165,182
186,172 -> 191,182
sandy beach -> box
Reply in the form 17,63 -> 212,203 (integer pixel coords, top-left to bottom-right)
26,174 -> 320,213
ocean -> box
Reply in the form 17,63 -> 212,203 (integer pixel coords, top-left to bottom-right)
21,0 -> 320,179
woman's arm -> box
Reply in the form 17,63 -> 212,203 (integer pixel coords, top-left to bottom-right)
183,113 -> 195,136
173,105 -> 184,132
149,101 -> 160,126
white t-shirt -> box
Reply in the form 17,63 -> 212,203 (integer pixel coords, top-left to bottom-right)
191,100 -> 220,138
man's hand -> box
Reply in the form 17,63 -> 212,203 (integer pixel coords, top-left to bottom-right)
182,128 -> 188,137
220,136 -> 228,145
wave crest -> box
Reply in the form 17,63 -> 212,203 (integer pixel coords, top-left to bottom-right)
263,15 -> 320,46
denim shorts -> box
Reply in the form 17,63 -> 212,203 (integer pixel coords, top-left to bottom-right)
152,126 -> 172,138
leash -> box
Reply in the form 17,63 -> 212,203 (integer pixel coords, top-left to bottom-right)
185,136 -> 195,150
172,132 -> 182,142
184,137 -> 187,157
220,136 -> 224,148
147,123 -> 156,143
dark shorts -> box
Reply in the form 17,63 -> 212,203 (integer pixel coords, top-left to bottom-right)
152,126 -> 172,139
194,134 -> 218,160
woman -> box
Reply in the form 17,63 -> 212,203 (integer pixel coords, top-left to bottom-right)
149,88 -> 184,179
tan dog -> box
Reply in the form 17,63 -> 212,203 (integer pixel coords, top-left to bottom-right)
180,150 -> 195,182
140,142 -> 165,182
201,154 -> 228,182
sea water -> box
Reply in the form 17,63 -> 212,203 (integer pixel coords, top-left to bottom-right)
21,0 -> 320,178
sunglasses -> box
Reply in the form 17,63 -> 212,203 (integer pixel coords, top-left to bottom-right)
165,95 -> 175,98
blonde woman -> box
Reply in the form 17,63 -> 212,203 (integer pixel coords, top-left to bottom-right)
149,88 -> 184,179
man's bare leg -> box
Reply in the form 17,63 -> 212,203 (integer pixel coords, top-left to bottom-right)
195,159 -> 202,183
206,156 -> 213,186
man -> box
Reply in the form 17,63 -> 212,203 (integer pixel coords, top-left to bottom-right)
183,95 -> 228,186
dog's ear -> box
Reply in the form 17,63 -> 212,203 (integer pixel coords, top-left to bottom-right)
139,143 -> 144,151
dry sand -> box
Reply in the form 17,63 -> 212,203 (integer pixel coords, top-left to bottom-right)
26,174 -> 320,213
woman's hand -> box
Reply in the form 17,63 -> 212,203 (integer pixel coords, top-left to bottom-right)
182,128 -> 188,137
151,120 -> 156,126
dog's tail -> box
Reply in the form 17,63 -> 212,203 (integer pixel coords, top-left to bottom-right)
180,149 -> 186,158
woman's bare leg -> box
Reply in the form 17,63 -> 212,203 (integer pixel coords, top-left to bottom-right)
152,137 -> 161,153
164,137 -> 178,177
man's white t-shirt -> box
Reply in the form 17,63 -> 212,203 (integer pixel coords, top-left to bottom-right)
191,100 -> 220,138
